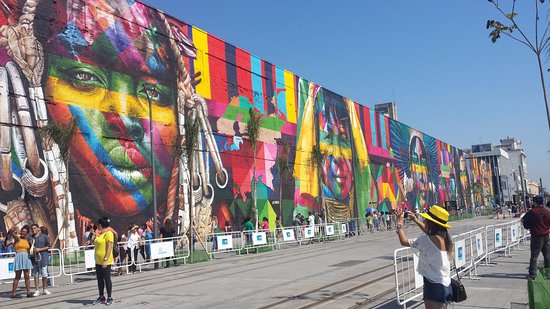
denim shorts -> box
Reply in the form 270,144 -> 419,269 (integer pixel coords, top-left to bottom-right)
32,264 -> 48,278
423,277 -> 452,303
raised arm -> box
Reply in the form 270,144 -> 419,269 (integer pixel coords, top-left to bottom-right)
409,212 -> 428,234
395,211 -> 410,247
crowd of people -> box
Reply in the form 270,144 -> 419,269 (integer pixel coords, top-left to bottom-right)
0,224 -> 51,298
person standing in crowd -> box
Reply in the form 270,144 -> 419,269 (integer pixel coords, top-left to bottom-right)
521,195 -> 550,280
0,231 -> 5,253
10,226 -> 34,298
395,205 -> 453,308
84,224 -> 96,247
127,224 -> 140,274
93,217 -> 115,306
224,221 -> 233,233
242,217 -> 254,247
140,224 -> 153,262
160,219 -> 177,268
275,216 -> 283,243
30,224 -> 51,296
211,217 -> 220,251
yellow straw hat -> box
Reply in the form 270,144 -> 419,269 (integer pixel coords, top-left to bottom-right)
419,205 -> 452,229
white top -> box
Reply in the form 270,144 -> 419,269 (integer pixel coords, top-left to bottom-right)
127,231 -> 140,249
308,215 -> 315,227
409,234 -> 451,286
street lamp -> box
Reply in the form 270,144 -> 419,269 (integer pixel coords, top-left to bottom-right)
144,82 -> 159,240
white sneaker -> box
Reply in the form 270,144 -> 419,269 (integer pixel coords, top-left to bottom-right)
32,290 -> 40,297
42,290 -> 51,295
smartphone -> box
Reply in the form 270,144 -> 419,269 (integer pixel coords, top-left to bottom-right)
404,211 -> 409,219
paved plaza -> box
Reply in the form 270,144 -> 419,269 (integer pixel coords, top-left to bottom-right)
0,217 -> 532,308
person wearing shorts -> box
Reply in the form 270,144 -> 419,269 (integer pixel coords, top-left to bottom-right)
30,224 -> 51,296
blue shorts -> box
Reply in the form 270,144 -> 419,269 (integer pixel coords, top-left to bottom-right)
423,277 -> 452,303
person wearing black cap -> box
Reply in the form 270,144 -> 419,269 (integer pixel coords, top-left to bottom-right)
396,205 -> 454,308
521,195 -> 550,280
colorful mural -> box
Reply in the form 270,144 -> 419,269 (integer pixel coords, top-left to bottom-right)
0,0 -> 494,247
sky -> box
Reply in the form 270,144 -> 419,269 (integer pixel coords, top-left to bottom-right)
142,0 -> 549,190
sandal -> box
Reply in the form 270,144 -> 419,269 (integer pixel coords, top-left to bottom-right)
27,293 -> 35,298
10,294 -> 21,299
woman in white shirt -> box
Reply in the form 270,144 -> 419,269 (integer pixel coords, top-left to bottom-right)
396,205 -> 453,308
126,225 -> 140,274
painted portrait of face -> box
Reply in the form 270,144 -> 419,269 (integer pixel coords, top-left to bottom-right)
39,0 -> 178,219
317,90 -> 353,203
409,136 -> 429,210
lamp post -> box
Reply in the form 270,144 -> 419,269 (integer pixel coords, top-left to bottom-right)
144,82 -> 159,240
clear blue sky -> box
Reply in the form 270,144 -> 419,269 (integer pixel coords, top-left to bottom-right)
143,0 -> 549,190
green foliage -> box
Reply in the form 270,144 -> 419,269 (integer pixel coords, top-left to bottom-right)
38,119 -> 77,162
275,139 -> 291,176
245,108 -> 263,151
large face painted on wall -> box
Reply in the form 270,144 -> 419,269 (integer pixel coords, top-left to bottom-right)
42,1 -> 178,220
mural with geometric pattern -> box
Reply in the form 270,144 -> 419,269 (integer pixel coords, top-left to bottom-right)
0,0 -> 493,247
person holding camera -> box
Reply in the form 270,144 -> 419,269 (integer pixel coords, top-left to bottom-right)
396,205 -> 453,308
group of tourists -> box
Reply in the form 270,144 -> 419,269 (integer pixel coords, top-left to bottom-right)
1,224 -> 51,299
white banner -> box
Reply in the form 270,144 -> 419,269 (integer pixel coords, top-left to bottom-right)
85,249 -> 96,269
0,257 -> 15,280
217,235 -> 233,250
282,229 -> 295,241
325,224 -> 334,236
150,241 -> 175,260
494,228 -> 503,248
511,224 -> 518,242
304,227 -> 314,238
454,239 -> 466,268
252,232 -> 267,246
475,233 -> 484,257
341,224 -> 347,233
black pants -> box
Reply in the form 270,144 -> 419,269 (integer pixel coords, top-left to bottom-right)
95,264 -> 112,298
529,234 -> 550,277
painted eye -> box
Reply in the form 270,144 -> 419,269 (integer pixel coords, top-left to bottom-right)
74,72 -> 98,82
145,89 -> 161,101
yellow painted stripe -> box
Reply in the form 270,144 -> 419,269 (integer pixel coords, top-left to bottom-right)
45,76 -> 176,124
192,27 -> 211,99
411,163 -> 427,174
283,69 -> 297,123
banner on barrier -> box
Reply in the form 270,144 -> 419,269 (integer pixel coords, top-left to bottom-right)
151,241 -> 175,259
283,229 -> 295,241
326,225 -> 334,236
85,249 -> 96,269
252,232 -> 267,246
341,224 -> 347,233
455,240 -> 466,268
475,233 -> 484,257
511,225 -> 518,242
304,227 -> 314,239
217,235 -> 233,250
495,228 -> 503,248
0,257 -> 15,280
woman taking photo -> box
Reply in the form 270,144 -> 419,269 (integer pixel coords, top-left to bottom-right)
10,226 -> 34,298
395,205 -> 453,308
93,217 -> 115,306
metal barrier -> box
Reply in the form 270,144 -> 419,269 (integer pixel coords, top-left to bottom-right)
241,229 -> 276,253
394,219 -> 529,309
204,231 -> 244,255
0,249 -> 62,286
134,235 -> 190,270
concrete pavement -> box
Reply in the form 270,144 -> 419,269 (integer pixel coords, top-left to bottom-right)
0,217 -> 534,309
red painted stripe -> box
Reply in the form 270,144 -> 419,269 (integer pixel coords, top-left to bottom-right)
235,48 -> 253,104
207,35 -> 228,103
384,116 -> 390,149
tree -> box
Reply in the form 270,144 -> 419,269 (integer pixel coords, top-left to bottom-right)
183,114 -> 200,262
245,108 -> 263,230
38,118 -> 77,248
275,139 -> 291,223
309,143 -> 324,219
486,0 -> 550,130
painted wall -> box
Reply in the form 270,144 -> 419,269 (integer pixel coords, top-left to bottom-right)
0,0 -> 494,245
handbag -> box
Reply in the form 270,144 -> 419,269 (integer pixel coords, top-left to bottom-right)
451,267 -> 467,302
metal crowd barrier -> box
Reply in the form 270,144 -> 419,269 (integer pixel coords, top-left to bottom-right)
0,249 -> 62,286
204,231 -> 244,255
134,235 -> 190,271
241,229 -> 277,253
393,219 -> 529,309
